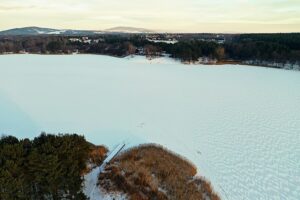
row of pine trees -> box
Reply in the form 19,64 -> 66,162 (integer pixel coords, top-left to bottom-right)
0,133 -> 91,200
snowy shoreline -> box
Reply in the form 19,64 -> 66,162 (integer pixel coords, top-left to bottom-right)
1,52 -> 299,71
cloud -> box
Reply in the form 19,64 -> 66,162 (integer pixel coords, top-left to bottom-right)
0,5 -> 36,11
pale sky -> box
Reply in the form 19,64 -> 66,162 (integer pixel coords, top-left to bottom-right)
0,0 -> 299,33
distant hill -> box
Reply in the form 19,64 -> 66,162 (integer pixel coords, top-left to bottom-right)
105,26 -> 154,33
0,26 -> 102,36
0,26 -> 155,36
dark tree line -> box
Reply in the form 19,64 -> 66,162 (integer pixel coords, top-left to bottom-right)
235,33 -> 300,50
0,33 -> 299,65
0,36 -> 71,54
0,133 -> 91,200
226,34 -> 300,62
225,41 -> 292,61
159,41 -> 224,61
87,41 -> 136,57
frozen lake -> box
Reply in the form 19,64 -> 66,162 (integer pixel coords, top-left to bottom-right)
0,55 -> 299,200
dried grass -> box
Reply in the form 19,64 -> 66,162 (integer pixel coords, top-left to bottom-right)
99,144 -> 220,200
82,145 -> 108,175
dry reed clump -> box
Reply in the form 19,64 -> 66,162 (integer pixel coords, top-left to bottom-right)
98,144 -> 220,200
82,145 -> 108,175
89,145 -> 108,166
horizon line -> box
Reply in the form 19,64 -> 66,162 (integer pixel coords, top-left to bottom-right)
0,26 -> 299,34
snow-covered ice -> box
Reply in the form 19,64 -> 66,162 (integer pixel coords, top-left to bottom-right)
0,54 -> 299,200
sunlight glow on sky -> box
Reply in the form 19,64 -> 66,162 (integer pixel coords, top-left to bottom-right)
0,0 -> 299,32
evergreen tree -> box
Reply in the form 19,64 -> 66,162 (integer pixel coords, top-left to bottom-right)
0,133 -> 91,200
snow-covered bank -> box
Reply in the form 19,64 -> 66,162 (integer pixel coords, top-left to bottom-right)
0,55 -> 299,200
242,60 -> 300,71
83,143 -> 127,200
